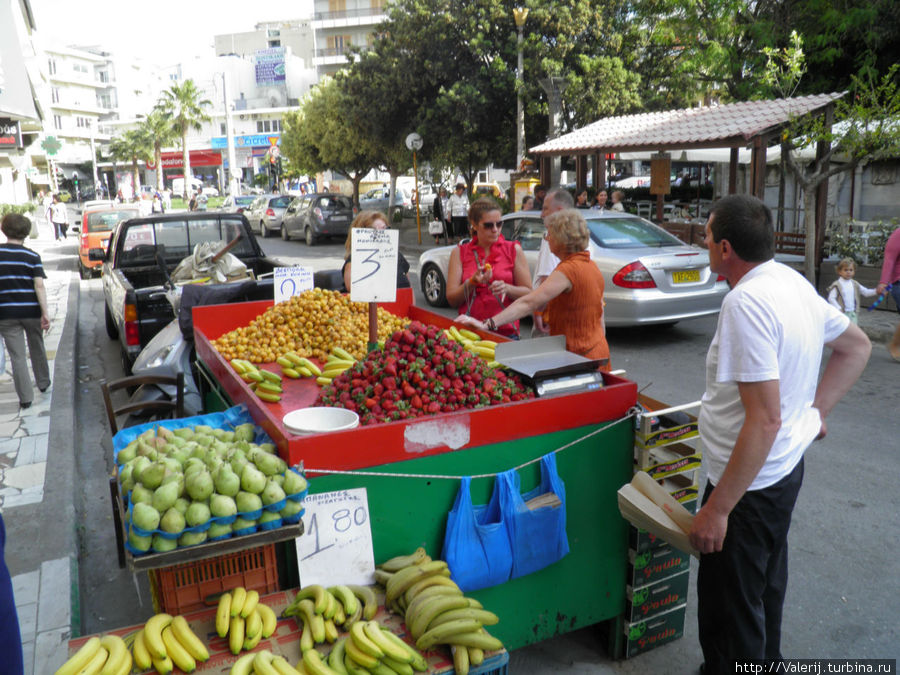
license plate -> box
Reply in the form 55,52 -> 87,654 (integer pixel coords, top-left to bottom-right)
672,269 -> 700,284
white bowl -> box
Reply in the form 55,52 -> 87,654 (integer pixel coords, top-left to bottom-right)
283,407 -> 360,434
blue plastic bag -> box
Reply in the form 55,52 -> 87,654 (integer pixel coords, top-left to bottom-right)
442,476 -> 513,592
499,452 -> 569,579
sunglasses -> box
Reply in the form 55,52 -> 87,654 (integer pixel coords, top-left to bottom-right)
480,221 -> 502,230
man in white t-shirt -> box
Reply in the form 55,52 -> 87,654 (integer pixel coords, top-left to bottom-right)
691,195 -> 871,673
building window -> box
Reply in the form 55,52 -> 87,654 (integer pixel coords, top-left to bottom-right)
267,29 -> 281,38
97,70 -> 109,84
268,40 -> 281,48
73,63 -> 89,74
371,0 -> 385,8
328,35 -> 350,52
53,115 -> 62,130
51,88 -> 60,104
257,120 -> 274,133
220,123 -> 227,135
48,58 -> 56,75
272,119 -> 280,132
329,0 -> 346,11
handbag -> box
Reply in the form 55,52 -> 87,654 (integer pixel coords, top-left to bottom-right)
428,219 -> 444,236
498,452 -> 569,579
442,476 -> 513,592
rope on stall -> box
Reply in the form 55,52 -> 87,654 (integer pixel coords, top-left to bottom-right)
301,406 -> 640,481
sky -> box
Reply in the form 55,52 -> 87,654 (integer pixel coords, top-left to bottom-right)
30,0 -> 314,65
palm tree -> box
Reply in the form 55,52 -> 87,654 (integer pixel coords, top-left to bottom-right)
157,80 -> 212,198
107,128 -> 153,199
140,108 -> 179,192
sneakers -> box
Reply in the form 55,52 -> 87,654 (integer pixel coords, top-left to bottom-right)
20,401 -> 32,410
39,384 -> 50,393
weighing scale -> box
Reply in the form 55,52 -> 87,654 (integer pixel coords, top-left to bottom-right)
494,335 -> 607,397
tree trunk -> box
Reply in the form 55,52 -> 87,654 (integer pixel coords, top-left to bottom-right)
350,173 -> 363,210
156,145 -> 164,191
801,182 -> 817,284
182,128 -> 191,199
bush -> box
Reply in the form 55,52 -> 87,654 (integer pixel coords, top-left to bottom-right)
0,203 -> 36,217
825,218 -> 898,267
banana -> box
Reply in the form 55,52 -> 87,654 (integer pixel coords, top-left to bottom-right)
324,358 -> 355,369
252,650 -> 280,675
458,328 -> 480,341
322,589 -> 337,619
468,647 -> 484,666
321,367 -> 350,379
349,619 -> 384,659
384,561 -> 449,605
327,637 -> 350,675
341,600 -> 363,630
342,653 -> 368,675
415,619 -> 483,651
377,547 -> 427,572
216,592 -> 233,637
80,645 -> 109,675
382,655 -> 415,675
143,613 -> 173,661
403,575 -> 460,606
231,358 -> 250,374
283,368 -> 303,379
289,585 -> 329,615
298,599 -> 326,643
161,625 -> 196,673
377,628 -> 428,672
432,629 -> 503,652
347,585 -> 378,621
298,357 -> 321,376
331,346 -> 355,361
475,339 -> 498,349
315,376 -> 332,386
327,585 -> 360,618
231,586 -> 248,617
257,380 -> 283,394
229,615 -> 245,655
447,326 -> 464,342
426,607 -> 499,629
151,652 -> 174,675
170,615 -> 210,662
368,664 -> 398,675
332,603 -> 346,626
472,345 -> 495,359
112,653 -> 133,675
323,618 -> 339,643
229,652 -> 256,675
256,390 -> 282,403
302,649 -> 341,675
405,582 -> 463,609
242,624 -> 263,652
407,594 -> 470,640
272,654 -> 304,675
466,598 -> 484,610
244,370 -> 265,383
343,633 -> 380,670
299,614 -> 315,653
284,351 -> 304,367
99,634 -> 129,675
451,645 -> 469,675
373,569 -> 394,587
276,356 -> 294,368
54,636 -> 102,675
259,369 -> 282,383
245,609 -> 263,639
363,621 -> 412,664
131,629 -> 153,672
257,602 -> 278,638
241,590 -> 260,619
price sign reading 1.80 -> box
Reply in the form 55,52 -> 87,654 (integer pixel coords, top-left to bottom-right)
296,488 -> 376,586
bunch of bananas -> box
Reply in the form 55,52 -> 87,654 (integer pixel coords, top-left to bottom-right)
230,648 -> 304,675
53,634 -> 131,675
315,347 -> 359,387
444,328 -> 500,368
217,587 -> 279,655
309,622 -> 428,675
230,359 -> 286,404
275,351 -> 322,379
283,584 -> 377,651
129,612 -> 210,674
376,548 -> 503,675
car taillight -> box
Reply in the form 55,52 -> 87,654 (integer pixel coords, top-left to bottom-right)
613,261 -> 657,288
124,303 -> 140,346
266,208 -> 275,217
314,207 -> 324,221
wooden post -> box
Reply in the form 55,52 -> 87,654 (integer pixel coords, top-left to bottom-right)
729,148 -> 739,194
814,104 -> 834,279
576,155 -> 587,192
368,302 -> 378,351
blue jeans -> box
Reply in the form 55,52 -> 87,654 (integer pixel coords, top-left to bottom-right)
0,513 -> 24,674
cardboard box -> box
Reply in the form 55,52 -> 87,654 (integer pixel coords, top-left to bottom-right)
629,499 -> 697,552
635,440 -> 702,478
657,472 -> 700,504
625,571 -> 690,622
623,602 -> 687,658
628,544 -> 691,589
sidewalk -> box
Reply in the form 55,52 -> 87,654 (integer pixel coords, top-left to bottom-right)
1,221 -> 79,674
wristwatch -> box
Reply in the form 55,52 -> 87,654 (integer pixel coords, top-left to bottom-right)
485,317 -> 497,331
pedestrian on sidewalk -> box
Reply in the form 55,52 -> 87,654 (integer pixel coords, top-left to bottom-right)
876,225 -> 900,361
448,183 -> 469,243
826,258 -> 877,324
49,193 -> 68,240
0,213 -> 52,410
0,512 -> 24,674
690,195 -> 871,673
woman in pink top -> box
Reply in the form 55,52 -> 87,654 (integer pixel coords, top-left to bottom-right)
877,226 -> 900,361
445,198 -> 531,338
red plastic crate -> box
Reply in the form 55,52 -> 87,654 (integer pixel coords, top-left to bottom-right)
149,544 -> 279,615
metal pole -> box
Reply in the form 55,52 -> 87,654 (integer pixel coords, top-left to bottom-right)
514,8 -> 529,171
222,73 -> 240,196
89,133 -> 99,196
414,149 -> 421,245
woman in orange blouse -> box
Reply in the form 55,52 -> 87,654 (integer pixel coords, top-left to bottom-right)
455,208 -> 610,368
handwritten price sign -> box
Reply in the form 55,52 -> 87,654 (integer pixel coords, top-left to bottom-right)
296,488 -> 376,586
274,266 -> 314,304
349,228 -> 398,303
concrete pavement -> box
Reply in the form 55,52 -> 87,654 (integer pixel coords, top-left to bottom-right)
2,208 -> 897,673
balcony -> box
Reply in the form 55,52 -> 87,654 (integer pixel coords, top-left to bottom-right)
311,6 -> 385,29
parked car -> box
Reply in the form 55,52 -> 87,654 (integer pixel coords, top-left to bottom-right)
244,194 -> 293,237
281,193 -> 355,245
81,199 -> 116,213
418,210 -> 728,326
77,205 -> 140,280
359,186 -> 412,217
218,194 -> 256,214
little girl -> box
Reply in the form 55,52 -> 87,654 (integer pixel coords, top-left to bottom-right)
826,257 -> 877,324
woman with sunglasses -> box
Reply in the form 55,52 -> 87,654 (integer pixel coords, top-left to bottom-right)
456,208 -> 610,368
445,198 -> 532,338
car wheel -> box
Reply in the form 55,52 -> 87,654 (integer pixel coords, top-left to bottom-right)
421,263 -> 448,307
281,224 -> 290,241
104,304 -> 119,340
260,221 -> 269,238
80,263 -> 91,281
305,226 -> 316,247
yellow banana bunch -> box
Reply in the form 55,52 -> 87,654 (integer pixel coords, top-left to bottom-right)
232,358 -> 284,403
216,587 -> 279,656
444,328 -> 499,364
277,352 -> 318,379
315,347 -> 359,387
283,583 -> 377,655
122,612 -> 210,674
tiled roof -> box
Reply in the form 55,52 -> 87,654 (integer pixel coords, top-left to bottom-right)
530,93 -> 845,154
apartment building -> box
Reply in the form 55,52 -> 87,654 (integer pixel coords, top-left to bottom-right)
311,0 -> 387,76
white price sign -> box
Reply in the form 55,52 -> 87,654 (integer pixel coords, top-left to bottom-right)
296,488 -> 375,586
274,266 -> 314,304
349,228 -> 398,303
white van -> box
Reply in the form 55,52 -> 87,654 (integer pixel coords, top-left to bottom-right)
170,177 -> 204,197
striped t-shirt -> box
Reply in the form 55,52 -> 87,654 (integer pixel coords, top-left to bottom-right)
0,244 -> 46,320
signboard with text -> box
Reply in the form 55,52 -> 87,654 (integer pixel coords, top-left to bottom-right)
255,48 -> 287,84
349,229 -> 399,303
274,266 -> 314,304
0,119 -> 22,149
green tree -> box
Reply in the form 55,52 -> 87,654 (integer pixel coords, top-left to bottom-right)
107,128 -> 152,198
140,108 -> 179,192
157,80 -> 212,198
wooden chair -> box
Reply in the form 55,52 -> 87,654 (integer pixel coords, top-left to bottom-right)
100,372 -> 185,436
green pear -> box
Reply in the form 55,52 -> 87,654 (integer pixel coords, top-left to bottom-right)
132,502 -> 161,531
208,522 -> 232,538
280,500 -> 304,519
173,427 -> 195,440
214,466 -> 240,497
186,501 -> 211,527
140,461 -> 167,490
159,507 -> 186,534
259,511 -> 281,525
130,484 -> 153,506
173,497 -> 190,515
261,479 -> 286,506
253,451 -> 286,477
234,424 -> 256,442
241,464 -> 267,494
130,456 -> 151,482
283,470 -> 308,496
210,494 -> 237,518
128,529 -> 152,552
232,516 -> 258,531
152,481 -> 180,513
236,491 -> 263,514
151,534 -> 178,552
185,470 -> 214,501
179,530 -> 208,547
117,442 -> 138,465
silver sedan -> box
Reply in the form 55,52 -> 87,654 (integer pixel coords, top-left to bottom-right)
418,210 -> 727,326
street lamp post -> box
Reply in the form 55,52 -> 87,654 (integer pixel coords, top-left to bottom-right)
513,7 -> 529,171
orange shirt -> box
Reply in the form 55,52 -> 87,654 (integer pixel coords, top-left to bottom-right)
547,251 -> 610,369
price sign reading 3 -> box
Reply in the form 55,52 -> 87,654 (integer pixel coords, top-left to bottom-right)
296,487 -> 376,586
350,228 -> 398,303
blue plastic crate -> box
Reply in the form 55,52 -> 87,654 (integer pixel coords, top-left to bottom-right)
434,650 -> 509,675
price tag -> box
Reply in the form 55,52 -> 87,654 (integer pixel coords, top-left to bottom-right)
296,488 -> 375,586
274,265 -> 314,304
349,228 -> 398,303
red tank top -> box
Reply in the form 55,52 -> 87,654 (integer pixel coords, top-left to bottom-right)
458,237 -> 521,337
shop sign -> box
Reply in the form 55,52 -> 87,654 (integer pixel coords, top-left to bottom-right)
255,47 -> 286,85
157,150 -> 222,168
210,134 -> 281,150
0,118 -> 21,148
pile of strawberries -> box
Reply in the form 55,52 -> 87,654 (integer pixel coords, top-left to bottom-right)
315,320 -> 534,425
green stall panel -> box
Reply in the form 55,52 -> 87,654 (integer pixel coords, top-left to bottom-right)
303,417 -> 634,651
